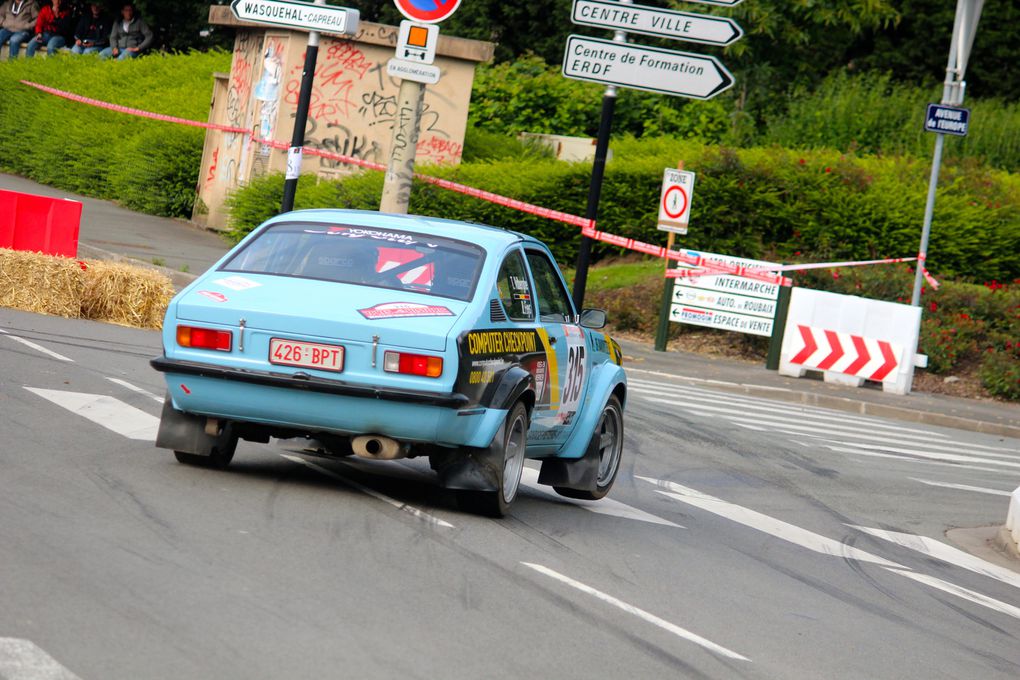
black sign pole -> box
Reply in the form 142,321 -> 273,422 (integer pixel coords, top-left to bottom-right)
571,88 -> 616,311
280,1 -> 326,214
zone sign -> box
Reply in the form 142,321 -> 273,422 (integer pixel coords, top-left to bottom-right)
657,168 -> 696,234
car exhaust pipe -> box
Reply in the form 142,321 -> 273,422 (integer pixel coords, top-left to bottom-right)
352,435 -> 406,460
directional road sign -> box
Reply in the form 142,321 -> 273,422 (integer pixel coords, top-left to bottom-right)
924,103 -> 970,136
658,168 -> 696,234
572,0 -> 743,47
562,35 -> 734,100
393,0 -> 461,24
230,0 -> 360,35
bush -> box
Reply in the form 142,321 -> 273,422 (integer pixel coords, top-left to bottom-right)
227,139 -> 1020,283
980,347 -> 1020,401
0,50 -> 230,217
469,54 -> 731,141
764,71 -> 1020,172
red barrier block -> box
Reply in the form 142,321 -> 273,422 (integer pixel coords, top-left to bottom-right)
0,189 -> 83,258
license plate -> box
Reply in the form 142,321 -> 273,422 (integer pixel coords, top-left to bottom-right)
269,338 -> 344,372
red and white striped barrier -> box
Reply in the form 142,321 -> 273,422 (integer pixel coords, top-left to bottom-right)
787,324 -> 901,382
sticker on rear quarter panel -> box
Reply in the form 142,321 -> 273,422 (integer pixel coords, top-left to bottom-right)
358,302 -> 454,319
197,290 -> 228,303
212,276 -> 262,291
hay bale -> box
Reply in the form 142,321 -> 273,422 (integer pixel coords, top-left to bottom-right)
0,247 -> 85,317
0,248 -> 174,329
81,260 -> 174,329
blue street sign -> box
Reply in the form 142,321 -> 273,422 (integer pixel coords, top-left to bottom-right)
924,103 -> 970,136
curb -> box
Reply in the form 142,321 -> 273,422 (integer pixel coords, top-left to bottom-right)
993,526 -> 1020,561
626,367 -> 1020,440
77,243 -> 198,290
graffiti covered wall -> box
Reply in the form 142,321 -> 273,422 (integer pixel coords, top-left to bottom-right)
195,11 -> 493,230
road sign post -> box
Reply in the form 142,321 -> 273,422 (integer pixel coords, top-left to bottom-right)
566,1 -> 739,308
379,0 -> 459,214
911,0 -> 984,307
654,165 -> 693,351
230,0 -> 361,215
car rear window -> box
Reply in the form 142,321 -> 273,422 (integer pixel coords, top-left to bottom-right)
220,223 -> 485,301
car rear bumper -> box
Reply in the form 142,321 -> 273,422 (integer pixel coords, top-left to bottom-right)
151,357 -> 469,407
151,357 -> 501,447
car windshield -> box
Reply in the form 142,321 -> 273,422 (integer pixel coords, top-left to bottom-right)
220,222 -> 486,301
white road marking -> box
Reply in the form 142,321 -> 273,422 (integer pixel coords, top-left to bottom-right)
0,329 -> 74,363
850,526 -> 1020,591
105,378 -> 165,404
519,467 -> 683,528
816,439 -> 1020,470
630,383 -> 947,439
0,637 -> 81,680
909,478 -> 1014,497
640,476 -> 1020,622
638,476 -> 903,568
280,454 -> 455,529
802,442 -> 1009,474
24,388 -> 159,440
883,568 -> 1020,621
521,562 -> 749,661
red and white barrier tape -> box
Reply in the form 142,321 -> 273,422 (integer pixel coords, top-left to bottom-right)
21,80 -> 943,290
21,80 -> 251,135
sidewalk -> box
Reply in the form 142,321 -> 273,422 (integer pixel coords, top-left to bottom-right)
3,173 -> 1018,439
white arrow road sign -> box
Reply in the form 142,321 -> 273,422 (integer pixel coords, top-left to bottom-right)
562,35 -> 734,100
230,0 -> 360,35
572,0 -> 743,47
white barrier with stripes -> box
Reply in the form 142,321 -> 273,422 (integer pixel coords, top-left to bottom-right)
778,288 -> 922,395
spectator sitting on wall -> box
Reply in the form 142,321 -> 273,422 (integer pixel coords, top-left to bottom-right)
24,0 -> 72,57
71,1 -> 107,54
0,0 -> 40,59
100,2 -> 150,60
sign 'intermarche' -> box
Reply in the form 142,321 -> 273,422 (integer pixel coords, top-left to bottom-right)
788,325 -> 900,382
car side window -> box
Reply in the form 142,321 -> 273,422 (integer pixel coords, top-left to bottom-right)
496,251 -> 535,322
525,250 -> 574,323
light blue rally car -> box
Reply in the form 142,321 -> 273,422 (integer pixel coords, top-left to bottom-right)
152,210 -> 626,516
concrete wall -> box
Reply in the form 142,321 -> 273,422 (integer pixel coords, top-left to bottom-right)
193,7 -> 494,230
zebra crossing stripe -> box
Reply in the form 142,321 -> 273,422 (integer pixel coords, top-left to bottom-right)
24,388 -> 159,441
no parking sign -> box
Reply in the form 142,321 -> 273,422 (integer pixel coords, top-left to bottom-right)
393,0 -> 461,23
657,168 -> 696,234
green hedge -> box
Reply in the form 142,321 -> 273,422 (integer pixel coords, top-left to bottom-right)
0,51 -> 229,217
764,71 -> 1020,172
227,138 -> 1020,282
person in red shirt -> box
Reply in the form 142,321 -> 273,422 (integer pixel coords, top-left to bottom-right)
25,0 -> 71,57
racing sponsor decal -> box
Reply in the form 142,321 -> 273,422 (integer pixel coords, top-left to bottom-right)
197,290 -> 228,303
305,225 -> 438,247
559,325 -> 587,424
358,302 -> 455,319
212,276 -> 262,291
456,329 -> 549,408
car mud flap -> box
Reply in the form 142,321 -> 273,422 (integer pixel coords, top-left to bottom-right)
155,397 -> 223,456
537,435 -> 600,492
432,446 -> 501,492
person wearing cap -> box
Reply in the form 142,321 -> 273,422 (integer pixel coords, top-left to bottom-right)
71,2 -> 109,54
99,2 -> 151,60
0,0 -> 40,59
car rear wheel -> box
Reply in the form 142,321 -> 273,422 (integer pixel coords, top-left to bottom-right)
173,424 -> 238,470
457,402 -> 529,518
555,395 -> 623,501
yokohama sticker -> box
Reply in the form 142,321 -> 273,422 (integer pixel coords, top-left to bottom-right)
197,290 -> 228,303
358,302 -> 455,319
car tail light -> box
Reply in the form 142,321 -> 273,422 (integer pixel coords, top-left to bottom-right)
383,351 -> 442,378
177,325 -> 232,352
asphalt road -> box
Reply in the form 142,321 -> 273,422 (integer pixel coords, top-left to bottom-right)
2,307 -> 1018,680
